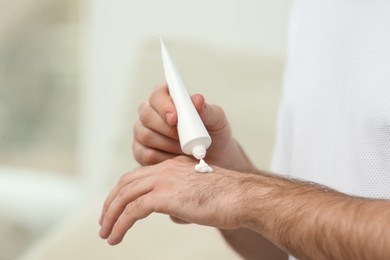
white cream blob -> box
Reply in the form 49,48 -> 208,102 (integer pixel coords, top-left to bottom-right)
195,159 -> 213,173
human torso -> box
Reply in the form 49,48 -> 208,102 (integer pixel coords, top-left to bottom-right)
272,0 -> 390,199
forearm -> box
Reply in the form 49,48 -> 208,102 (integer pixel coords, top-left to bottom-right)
241,173 -> 390,260
217,138 -> 257,171
217,139 -> 281,259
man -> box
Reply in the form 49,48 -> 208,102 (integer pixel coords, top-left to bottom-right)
99,1 -> 390,259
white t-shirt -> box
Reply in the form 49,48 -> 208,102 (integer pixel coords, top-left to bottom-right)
272,0 -> 390,200
272,2 -> 390,258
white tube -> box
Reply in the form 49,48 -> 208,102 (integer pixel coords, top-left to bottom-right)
160,39 -> 212,159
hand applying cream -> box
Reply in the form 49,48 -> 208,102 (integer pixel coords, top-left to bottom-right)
160,38 -> 213,173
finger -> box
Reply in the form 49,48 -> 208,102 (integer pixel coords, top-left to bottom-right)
191,93 -> 206,114
190,94 -> 228,132
132,139 -> 179,166
133,121 -> 181,154
107,195 -> 155,245
99,167 -> 154,226
100,177 -> 154,239
138,102 -> 178,140
149,83 -> 177,126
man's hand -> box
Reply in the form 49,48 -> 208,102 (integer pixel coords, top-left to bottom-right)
132,83 -> 254,170
99,156 -> 247,245
127,83 -> 275,259
99,155 -> 390,260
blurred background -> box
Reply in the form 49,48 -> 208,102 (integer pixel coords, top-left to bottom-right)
0,0 -> 291,259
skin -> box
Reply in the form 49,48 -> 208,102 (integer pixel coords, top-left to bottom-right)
99,83 -> 390,260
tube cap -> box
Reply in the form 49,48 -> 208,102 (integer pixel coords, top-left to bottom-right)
192,145 -> 206,159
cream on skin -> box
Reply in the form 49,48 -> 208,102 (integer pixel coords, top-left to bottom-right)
160,38 -> 213,172
195,159 -> 213,173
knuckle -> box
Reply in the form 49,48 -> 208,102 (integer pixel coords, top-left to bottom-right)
136,126 -> 152,144
135,197 -> 144,208
213,104 -> 226,119
174,155 -> 188,162
132,140 -> 142,163
163,157 -> 181,170
124,203 -> 134,215
149,87 -> 161,103
134,122 -> 155,147
133,119 -> 142,130
137,102 -> 147,114
124,198 -> 144,215
209,105 -> 229,132
163,157 -> 175,166
142,149 -> 159,165
150,84 -> 171,109
117,188 -> 128,199
133,141 -> 156,166
118,173 -> 130,186
102,200 -> 110,212
143,129 -> 154,144
123,206 -> 137,224
167,125 -> 178,139
102,209 -> 115,223
132,121 -> 141,139
138,104 -> 152,125
133,151 -> 144,166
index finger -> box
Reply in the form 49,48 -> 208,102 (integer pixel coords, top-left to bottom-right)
99,166 -> 153,225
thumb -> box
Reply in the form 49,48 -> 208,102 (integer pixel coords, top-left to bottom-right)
191,94 -> 227,132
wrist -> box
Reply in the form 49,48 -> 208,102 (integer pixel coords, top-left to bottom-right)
216,138 -> 257,171
229,172 -> 274,229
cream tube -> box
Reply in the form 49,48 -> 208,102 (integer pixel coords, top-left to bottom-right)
160,39 -> 212,159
